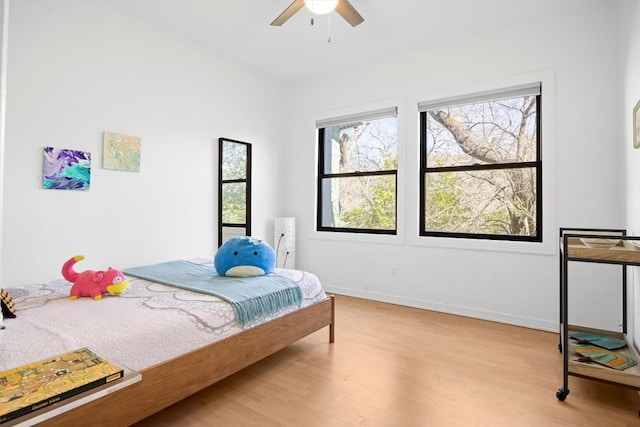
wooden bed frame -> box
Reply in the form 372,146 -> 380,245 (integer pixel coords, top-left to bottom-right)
35,295 -> 335,426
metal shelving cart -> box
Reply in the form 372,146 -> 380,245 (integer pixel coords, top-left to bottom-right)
557,227 -> 640,401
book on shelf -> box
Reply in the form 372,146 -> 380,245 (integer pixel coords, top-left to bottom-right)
0,347 -> 124,424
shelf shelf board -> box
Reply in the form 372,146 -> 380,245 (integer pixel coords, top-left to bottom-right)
567,326 -> 640,390
564,238 -> 640,265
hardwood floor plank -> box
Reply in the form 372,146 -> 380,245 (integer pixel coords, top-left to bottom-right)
134,296 -> 640,426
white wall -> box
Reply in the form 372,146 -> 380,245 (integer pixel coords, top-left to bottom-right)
0,0 -> 8,288
1,0 -> 285,284
0,1 -> 630,333
620,0 -> 640,346
284,1 -> 625,331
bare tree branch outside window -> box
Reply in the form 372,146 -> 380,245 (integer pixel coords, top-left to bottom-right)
318,113 -> 398,234
422,92 -> 540,240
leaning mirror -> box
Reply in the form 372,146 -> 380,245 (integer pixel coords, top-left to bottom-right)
218,138 -> 251,247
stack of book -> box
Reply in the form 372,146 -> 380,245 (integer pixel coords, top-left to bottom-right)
0,348 -> 124,424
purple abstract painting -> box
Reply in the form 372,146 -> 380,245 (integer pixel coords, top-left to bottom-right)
43,147 -> 91,191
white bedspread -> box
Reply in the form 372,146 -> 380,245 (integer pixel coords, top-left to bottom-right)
0,267 -> 327,373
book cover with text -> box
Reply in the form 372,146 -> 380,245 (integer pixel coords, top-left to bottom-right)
0,348 -> 123,424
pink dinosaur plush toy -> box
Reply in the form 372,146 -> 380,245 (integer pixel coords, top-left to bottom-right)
61,255 -> 130,300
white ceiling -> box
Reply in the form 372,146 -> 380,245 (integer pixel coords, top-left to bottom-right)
110,0 -> 602,85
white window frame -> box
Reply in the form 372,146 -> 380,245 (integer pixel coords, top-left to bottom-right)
407,71 -> 557,256
311,99 -> 406,245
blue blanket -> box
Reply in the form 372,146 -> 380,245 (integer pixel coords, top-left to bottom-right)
123,260 -> 302,326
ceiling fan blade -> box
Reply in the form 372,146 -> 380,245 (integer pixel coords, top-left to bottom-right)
335,0 -> 364,27
270,0 -> 305,26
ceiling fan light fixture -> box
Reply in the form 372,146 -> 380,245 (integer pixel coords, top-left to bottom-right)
304,0 -> 339,15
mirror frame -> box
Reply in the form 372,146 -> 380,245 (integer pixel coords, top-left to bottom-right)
218,137 -> 252,247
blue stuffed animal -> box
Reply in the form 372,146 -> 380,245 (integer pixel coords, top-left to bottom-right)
214,237 -> 276,277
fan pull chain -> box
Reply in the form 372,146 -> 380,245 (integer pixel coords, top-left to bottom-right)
328,13 -> 331,43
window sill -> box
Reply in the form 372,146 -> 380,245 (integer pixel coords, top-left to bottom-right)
311,229 -> 405,245
310,228 -> 555,255
407,233 -> 556,256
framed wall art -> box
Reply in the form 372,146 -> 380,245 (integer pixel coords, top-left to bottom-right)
103,132 -> 141,172
634,99 -> 640,149
42,147 -> 91,191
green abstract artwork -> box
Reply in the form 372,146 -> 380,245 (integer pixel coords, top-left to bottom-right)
103,132 -> 141,172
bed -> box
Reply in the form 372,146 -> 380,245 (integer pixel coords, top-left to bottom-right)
0,260 -> 335,426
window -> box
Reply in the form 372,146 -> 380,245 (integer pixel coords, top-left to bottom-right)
316,107 -> 398,234
218,138 -> 251,246
419,83 -> 541,241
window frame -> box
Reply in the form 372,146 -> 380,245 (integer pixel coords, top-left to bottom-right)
418,84 -> 542,242
315,108 -> 399,235
218,137 -> 251,247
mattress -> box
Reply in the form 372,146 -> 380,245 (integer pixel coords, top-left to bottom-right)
0,264 -> 328,373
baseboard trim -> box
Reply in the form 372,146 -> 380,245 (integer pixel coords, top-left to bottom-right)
324,285 -> 558,333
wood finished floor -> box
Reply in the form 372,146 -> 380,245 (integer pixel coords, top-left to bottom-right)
133,295 -> 640,426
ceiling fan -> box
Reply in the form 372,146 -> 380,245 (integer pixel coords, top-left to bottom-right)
271,0 -> 364,27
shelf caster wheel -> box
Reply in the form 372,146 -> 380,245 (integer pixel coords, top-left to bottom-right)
558,343 -> 562,353
556,388 -> 569,401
